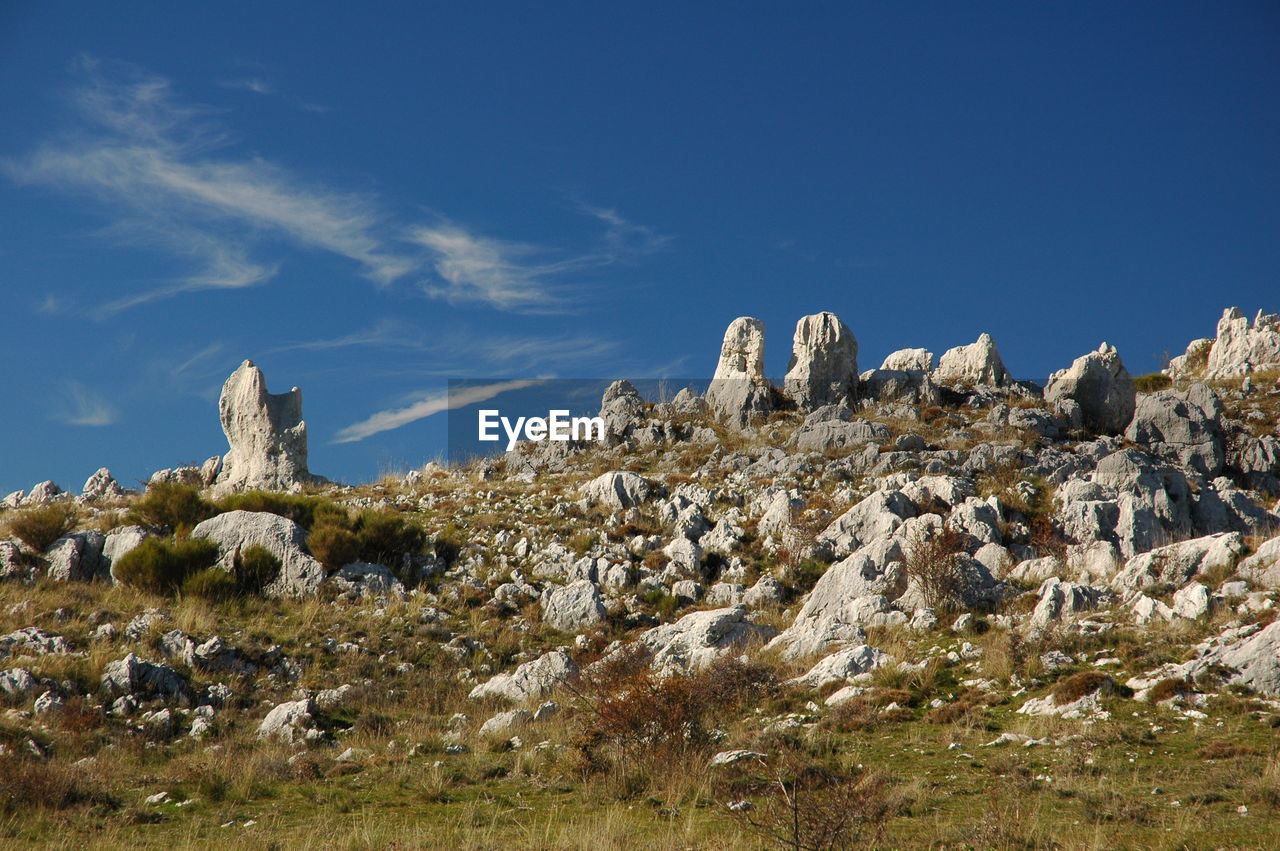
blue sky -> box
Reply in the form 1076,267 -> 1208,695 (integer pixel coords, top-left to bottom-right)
1,2 -> 1277,494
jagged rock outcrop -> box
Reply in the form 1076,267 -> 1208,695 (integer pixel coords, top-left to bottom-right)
1044,343 -> 1136,436
100,653 -> 192,705
1168,307 -> 1280,379
935,333 -> 1010,387
1125,384 -> 1225,477
46,531 -> 106,582
214,360 -> 315,494
599,380 -> 648,443
705,317 -> 773,428
190,510 -> 325,598
80,468 -> 124,502
782,312 -> 857,410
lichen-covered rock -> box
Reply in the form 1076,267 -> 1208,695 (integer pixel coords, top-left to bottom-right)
1028,577 -> 1114,630
214,360 -> 316,494
1044,343 -> 1136,436
782,312 -> 857,410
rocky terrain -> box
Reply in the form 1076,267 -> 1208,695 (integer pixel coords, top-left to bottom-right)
2,308 -> 1280,849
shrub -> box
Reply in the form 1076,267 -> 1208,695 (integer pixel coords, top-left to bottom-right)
307,518 -> 361,571
353,509 -> 426,569
234,544 -> 281,594
903,527 -> 971,612
214,491 -> 339,530
1147,677 -> 1194,704
128,482 -> 214,534
5,503 -> 77,552
181,567 -> 238,601
112,536 -> 220,595
1051,672 -> 1119,705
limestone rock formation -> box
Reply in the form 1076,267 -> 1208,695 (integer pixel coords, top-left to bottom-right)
880,348 -> 934,371
540,579 -> 606,632
935,333 -> 1010,387
705,317 -> 773,428
189,510 -> 325,598
214,360 -> 315,494
468,650 -> 579,704
1125,384 -> 1226,476
1168,307 -> 1280,379
1044,343 -> 1136,435
782,312 -> 858,410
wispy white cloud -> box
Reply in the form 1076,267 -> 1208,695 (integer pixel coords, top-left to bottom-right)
55,381 -> 119,426
333,378 -> 543,444
264,319 -> 425,355
219,77 -> 274,96
35,294 -> 64,315
4,59 -> 665,316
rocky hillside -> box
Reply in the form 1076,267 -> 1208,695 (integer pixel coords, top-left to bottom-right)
2,308 -> 1279,848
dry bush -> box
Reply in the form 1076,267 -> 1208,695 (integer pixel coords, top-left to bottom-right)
567,648 -> 778,775
1051,672 -> 1122,705
5,503 -> 77,552
902,526 -> 970,612
721,750 -> 901,850
0,753 -> 118,815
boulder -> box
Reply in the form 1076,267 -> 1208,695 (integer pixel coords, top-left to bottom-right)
0,668 -> 37,698
581,470 -> 658,511
257,698 -> 319,743
935,333 -> 1010,387
880,348 -> 934,371
540,580 -> 606,632
45,531 -> 106,582
189,510 -> 325,598
328,562 -> 404,599
792,419 -> 891,453
1111,532 -> 1245,593
1238,535 -> 1280,588
1044,343 -> 1136,436
21,481 -> 64,506
632,605 -> 777,676
0,627 -> 70,657
100,653 -> 192,704
468,650 -> 579,704
1124,384 -> 1225,476
817,491 -> 916,557
1028,577 -> 1113,630
705,317 -> 773,428
789,645 -> 888,690
213,360 -> 315,494
782,312 -> 857,410
1138,621 -> 1280,696
764,554 -> 903,659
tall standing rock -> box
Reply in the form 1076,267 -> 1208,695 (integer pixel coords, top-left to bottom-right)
935,333 -> 1010,387
706,317 -> 773,429
1044,343 -> 1137,436
214,360 -> 315,494
782,312 -> 858,410
1168,307 -> 1280,379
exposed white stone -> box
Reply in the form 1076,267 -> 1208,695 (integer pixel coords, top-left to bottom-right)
935,333 -> 1010,387
540,580 -> 606,632
631,605 -> 777,676
1044,343 -> 1136,435
214,360 -> 315,494
190,510 -> 325,598
257,698 -> 318,743
782,312 -> 857,410
581,471 -> 657,511
789,645 -> 888,690
879,348 -> 934,371
705,317 -> 773,428
468,650 -> 579,704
